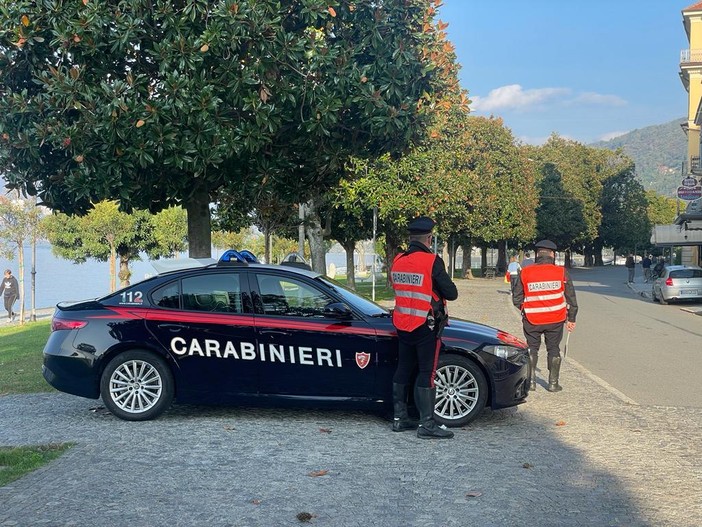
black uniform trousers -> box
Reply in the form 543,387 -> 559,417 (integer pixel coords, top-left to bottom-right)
393,324 -> 441,388
522,318 -> 564,359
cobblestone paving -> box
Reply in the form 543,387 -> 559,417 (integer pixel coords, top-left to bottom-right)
1,278 -> 700,526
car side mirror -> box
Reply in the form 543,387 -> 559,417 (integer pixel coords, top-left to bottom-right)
324,302 -> 353,319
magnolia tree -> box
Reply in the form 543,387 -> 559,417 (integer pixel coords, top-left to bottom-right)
1,0 -> 455,264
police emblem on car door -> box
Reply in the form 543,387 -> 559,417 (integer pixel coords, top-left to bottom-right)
252,272 -> 377,398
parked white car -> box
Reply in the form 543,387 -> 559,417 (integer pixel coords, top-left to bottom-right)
651,265 -> 702,305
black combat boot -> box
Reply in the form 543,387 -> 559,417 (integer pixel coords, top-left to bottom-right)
416,387 -> 454,439
547,356 -> 563,392
392,383 -> 418,432
528,350 -> 538,391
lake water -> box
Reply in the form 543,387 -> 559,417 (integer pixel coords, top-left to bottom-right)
0,243 -> 198,310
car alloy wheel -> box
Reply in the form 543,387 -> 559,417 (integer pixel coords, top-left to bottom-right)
100,350 -> 174,421
431,355 -> 488,427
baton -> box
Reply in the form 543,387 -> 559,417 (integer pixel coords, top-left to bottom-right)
563,330 -> 571,358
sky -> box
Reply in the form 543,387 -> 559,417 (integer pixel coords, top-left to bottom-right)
438,0 -> 692,145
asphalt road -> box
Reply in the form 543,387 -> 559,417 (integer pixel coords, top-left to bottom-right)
566,265 -> 702,408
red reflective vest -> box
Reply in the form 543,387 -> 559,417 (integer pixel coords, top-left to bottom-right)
391,251 -> 440,331
519,263 -> 567,325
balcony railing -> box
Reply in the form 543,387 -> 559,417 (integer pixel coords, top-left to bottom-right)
681,49 -> 702,64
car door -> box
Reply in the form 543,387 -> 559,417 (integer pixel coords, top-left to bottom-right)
251,271 -> 377,398
144,270 -> 258,401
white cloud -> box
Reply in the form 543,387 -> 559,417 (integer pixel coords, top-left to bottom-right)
471,84 -> 570,112
470,84 -> 628,112
597,130 -> 628,141
571,92 -> 627,106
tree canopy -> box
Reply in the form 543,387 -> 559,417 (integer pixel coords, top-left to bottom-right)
1,0 -> 456,258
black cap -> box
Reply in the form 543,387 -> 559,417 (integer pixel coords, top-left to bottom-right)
535,239 -> 557,250
407,216 -> 435,234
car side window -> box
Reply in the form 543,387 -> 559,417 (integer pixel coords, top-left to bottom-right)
152,281 -> 180,309
255,274 -> 333,318
181,273 -> 248,313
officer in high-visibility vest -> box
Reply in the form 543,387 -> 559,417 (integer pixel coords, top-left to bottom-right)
390,216 -> 458,439
512,239 -> 578,392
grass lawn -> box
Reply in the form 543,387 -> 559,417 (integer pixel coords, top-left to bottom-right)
0,321 -> 71,488
0,319 -> 53,395
0,443 -> 74,487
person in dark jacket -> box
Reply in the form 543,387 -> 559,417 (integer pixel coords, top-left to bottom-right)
3,269 -> 19,322
625,254 -> 635,283
512,240 -> 578,393
390,216 -> 458,439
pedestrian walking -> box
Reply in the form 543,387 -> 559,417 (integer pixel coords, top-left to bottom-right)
507,255 -> 521,294
642,254 -> 652,283
390,216 -> 458,439
625,254 -> 635,283
512,240 -> 578,393
3,269 -> 19,322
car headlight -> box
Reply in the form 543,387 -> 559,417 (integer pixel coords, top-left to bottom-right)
483,344 -> 523,360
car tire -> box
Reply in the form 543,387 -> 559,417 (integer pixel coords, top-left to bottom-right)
659,292 -> 668,305
429,354 -> 488,427
100,350 -> 174,421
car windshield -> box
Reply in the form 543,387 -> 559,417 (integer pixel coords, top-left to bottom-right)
314,276 -> 390,317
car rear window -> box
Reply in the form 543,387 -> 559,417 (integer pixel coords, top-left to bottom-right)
669,269 -> 702,279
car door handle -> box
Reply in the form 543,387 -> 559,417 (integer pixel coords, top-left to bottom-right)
259,329 -> 291,336
157,323 -> 186,332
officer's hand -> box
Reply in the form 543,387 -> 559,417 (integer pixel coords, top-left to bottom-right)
566,321 -> 576,332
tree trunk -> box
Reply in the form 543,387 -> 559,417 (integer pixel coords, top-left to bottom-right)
497,241 -> 507,274
461,242 -> 474,279
584,245 -> 593,267
110,244 -> 117,292
564,248 -> 572,268
357,242 -> 366,273
118,253 -> 132,288
342,240 -> 356,290
480,246 -> 488,272
264,227 -> 271,264
594,238 -> 604,266
18,241 -> 25,325
384,232 -> 402,287
305,199 -> 326,274
186,185 -> 212,258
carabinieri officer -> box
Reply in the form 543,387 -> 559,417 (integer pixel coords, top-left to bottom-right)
390,216 -> 458,439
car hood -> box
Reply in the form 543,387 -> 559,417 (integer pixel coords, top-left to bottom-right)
442,318 -> 512,349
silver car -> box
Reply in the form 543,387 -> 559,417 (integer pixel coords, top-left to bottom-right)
652,265 -> 702,304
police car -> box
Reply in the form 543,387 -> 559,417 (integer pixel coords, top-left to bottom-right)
42,250 -> 530,425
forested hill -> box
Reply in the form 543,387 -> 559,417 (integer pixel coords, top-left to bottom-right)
590,117 -> 687,196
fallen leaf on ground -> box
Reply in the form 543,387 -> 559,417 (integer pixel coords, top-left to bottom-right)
465,491 -> 482,498
223,425 -> 235,431
555,420 -> 567,427
251,499 -> 261,505
307,469 -> 328,477
319,428 -> 332,434
296,512 -> 316,522
522,463 -> 533,469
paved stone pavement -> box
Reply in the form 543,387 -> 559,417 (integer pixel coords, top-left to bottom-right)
1,276 -> 701,526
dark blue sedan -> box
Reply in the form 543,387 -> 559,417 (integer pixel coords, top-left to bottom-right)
43,257 -> 529,424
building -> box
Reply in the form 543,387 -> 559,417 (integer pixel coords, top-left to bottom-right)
663,2 -> 702,265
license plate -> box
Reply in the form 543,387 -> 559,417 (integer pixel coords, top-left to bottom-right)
680,289 -> 698,295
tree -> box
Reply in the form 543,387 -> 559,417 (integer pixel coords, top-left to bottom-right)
596,163 -> 651,260
149,206 -> 188,259
1,0 -> 454,260
645,190 -> 678,226
43,201 -> 166,290
329,177 -> 374,289
0,192 -> 43,323
535,163 -> 587,251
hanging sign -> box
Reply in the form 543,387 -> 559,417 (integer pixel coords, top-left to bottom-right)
677,185 -> 702,200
